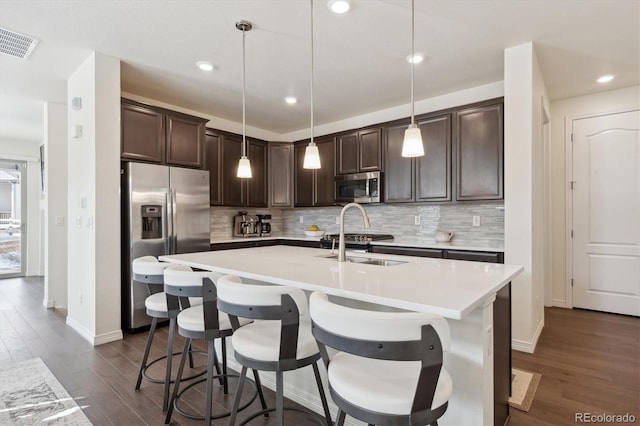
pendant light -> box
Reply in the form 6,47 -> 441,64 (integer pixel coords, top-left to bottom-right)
401,0 -> 424,157
236,20 -> 253,178
303,0 -> 321,169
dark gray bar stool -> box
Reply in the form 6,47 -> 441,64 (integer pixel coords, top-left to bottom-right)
132,256 -> 203,412
216,275 -> 332,426
309,291 -> 452,426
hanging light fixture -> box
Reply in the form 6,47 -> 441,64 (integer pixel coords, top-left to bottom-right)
303,0 -> 321,169
402,0 -> 424,158
236,20 -> 253,178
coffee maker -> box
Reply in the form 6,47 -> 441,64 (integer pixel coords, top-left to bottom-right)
233,212 -> 260,237
257,214 -> 271,236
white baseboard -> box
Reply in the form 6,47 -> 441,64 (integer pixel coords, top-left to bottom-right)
512,319 -> 544,353
43,299 -> 55,308
66,316 -> 123,346
94,330 -> 123,346
552,298 -> 567,308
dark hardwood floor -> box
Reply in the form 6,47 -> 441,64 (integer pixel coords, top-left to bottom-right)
1,276 -> 638,425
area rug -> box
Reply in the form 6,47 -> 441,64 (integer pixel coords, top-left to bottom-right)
509,367 -> 541,412
0,358 -> 92,425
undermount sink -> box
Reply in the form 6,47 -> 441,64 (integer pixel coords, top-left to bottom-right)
319,254 -> 407,267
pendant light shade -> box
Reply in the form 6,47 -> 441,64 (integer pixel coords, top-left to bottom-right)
401,0 -> 425,158
236,20 -> 253,178
303,0 -> 321,169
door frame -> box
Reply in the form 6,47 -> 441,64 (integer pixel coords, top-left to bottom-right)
564,107 -> 639,309
0,159 -> 27,278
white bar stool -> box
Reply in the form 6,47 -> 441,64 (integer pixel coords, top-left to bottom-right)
163,266 -> 267,425
309,292 -> 453,426
132,256 -> 203,412
216,275 -> 332,426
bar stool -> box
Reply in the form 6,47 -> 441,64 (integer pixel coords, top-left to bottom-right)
132,256 -> 203,412
163,266 -> 267,425
309,292 -> 452,426
216,275 -> 332,426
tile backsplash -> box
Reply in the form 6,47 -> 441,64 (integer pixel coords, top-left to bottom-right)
211,203 -> 504,245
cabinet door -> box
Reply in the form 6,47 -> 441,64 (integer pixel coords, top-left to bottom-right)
121,101 -> 164,163
455,103 -> 503,201
314,136 -> 336,206
246,139 -> 268,207
337,132 -> 358,174
294,142 -> 314,207
384,123 -> 414,202
166,113 -> 204,168
204,130 -> 223,205
359,128 -> 382,172
416,115 -> 451,202
221,135 -> 245,206
269,143 -> 293,207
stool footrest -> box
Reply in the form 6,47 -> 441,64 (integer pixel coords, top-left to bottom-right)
239,406 -> 329,426
140,350 -> 207,385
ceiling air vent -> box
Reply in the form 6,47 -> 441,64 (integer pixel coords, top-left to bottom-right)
0,27 -> 39,59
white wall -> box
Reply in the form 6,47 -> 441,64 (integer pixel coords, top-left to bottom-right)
0,140 -> 43,276
504,42 -> 548,353
66,52 -> 122,346
43,102 -> 68,309
549,85 -> 640,307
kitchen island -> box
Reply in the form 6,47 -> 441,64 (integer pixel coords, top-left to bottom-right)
160,245 -> 523,425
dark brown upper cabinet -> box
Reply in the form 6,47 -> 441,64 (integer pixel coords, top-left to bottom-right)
294,136 -> 336,207
209,130 -> 268,207
455,102 -> 503,201
268,143 -> 294,208
337,127 -> 382,174
121,99 -> 206,168
204,129 -> 222,205
384,114 -> 452,203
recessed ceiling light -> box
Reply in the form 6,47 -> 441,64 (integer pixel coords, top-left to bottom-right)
406,53 -> 424,64
284,96 -> 297,105
597,74 -> 614,83
196,61 -> 213,71
327,0 -> 350,14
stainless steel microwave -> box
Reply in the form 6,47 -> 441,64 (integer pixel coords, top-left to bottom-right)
335,171 -> 382,203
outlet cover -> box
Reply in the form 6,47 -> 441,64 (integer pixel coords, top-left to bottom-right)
299,216 -> 304,224
414,215 -> 421,225
473,216 -> 481,227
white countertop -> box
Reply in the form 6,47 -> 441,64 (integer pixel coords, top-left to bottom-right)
211,234 -> 504,252
161,245 -> 522,320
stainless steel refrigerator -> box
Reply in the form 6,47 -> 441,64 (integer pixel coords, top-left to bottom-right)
121,162 -> 210,332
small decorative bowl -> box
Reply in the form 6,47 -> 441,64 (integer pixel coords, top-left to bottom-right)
304,230 -> 325,237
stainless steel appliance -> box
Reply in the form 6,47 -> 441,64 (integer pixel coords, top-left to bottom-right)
335,171 -> 382,204
320,233 -> 393,250
121,162 -> 210,332
257,214 -> 271,236
233,212 -> 261,237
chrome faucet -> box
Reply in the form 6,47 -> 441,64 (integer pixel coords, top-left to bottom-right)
338,202 -> 371,262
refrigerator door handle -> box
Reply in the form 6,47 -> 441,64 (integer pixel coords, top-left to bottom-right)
164,191 -> 172,254
171,187 -> 178,254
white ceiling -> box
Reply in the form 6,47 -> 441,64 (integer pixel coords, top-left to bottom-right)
0,0 -> 638,144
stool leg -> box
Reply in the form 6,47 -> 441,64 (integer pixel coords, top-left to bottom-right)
228,365 -> 248,426
312,362 -> 332,426
275,370 -> 284,426
252,369 -> 268,414
214,342 -> 224,387
164,338 -> 190,425
205,339 -> 215,425
162,317 -> 176,412
221,337 -> 228,393
136,316 -> 158,390
188,341 -> 194,369
336,409 -> 346,426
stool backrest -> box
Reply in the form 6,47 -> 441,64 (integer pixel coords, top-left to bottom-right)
216,275 -> 309,361
309,291 -> 450,414
132,256 -> 170,285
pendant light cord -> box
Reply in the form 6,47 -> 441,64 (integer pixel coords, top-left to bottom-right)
310,0 -> 315,144
241,25 -> 247,157
410,0 -> 415,126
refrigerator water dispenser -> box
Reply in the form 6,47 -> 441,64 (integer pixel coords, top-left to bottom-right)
141,205 -> 162,239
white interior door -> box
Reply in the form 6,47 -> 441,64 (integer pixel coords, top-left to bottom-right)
572,110 -> 640,316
